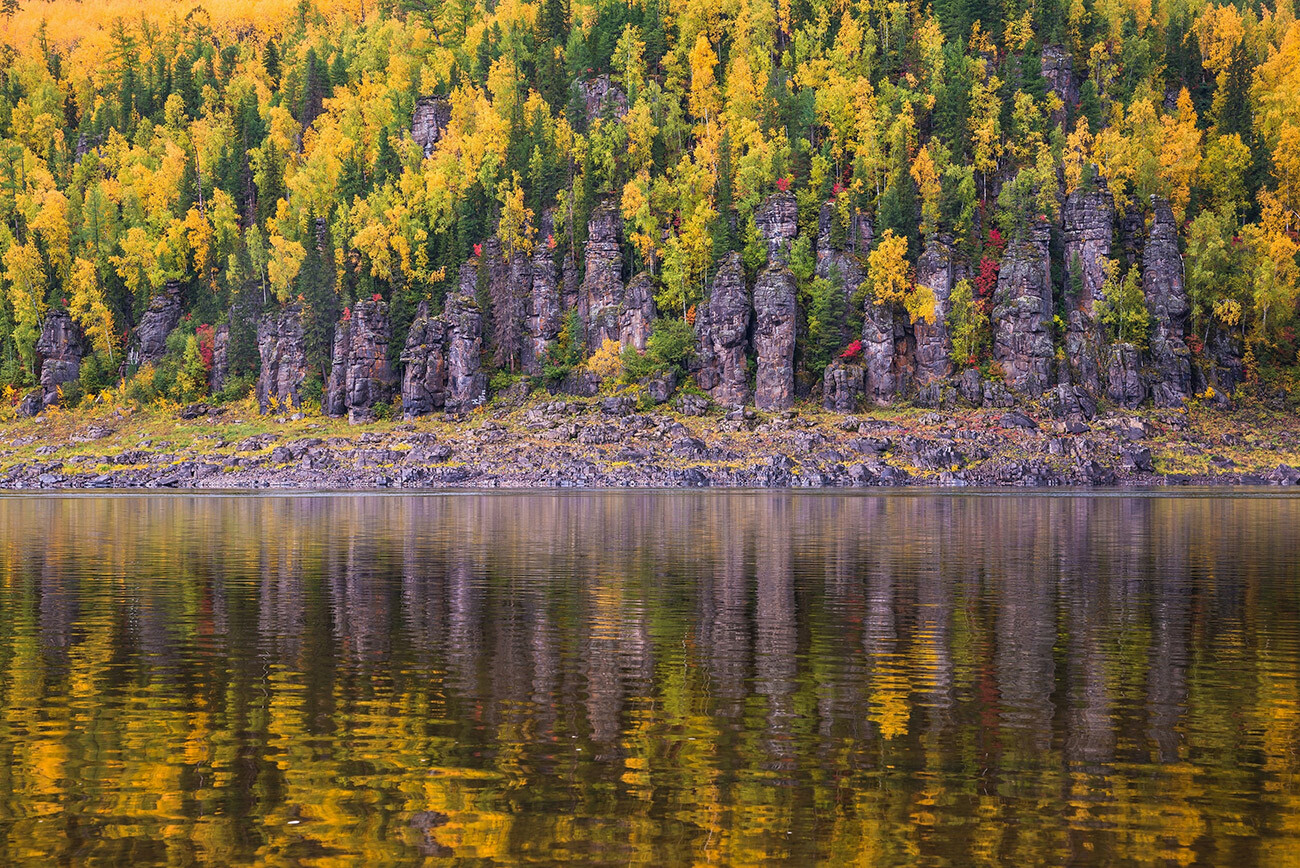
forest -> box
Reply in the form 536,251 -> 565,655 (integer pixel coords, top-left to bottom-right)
0,0 -> 1298,418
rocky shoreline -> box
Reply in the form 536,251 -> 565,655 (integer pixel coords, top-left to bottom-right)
2,396 -> 1298,491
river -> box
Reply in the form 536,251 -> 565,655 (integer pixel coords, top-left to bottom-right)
0,492 -> 1296,865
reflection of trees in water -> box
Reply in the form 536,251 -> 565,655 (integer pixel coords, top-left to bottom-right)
0,494 -> 1296,864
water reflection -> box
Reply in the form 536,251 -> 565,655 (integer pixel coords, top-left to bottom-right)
0,492 -> 1297,865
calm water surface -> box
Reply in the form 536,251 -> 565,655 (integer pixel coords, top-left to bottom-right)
0,492 -> 1297,866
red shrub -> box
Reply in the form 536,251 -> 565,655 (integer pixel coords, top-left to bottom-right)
195,324 -> 215,371
840,339 -> 863,360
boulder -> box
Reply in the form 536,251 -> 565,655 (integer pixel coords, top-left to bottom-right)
913,234 -> 955,385
256,304 -> 309,413
1062,179 -> 1113,394
445,263 -> 487,413
693,252 -> 751,407
1142,196 -> 1192,407
992,221 -> 1054,397
822,358 -> 865,413
400,300 -> 449,417
581,199 -> 625,352
411,96 -> 451,158
752,264 -> 797,411
131,280 -> 182,367
754,191 -> 798,263
325,298 -> 397,419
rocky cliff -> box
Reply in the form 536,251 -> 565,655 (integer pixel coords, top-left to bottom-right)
992,221 -> 1054,397
693,253 -> 751,408
752,263 -> 797,411
1062,180 -> 1113,394
914,234 -> 955,385
445,263 -> 487,414
581,199 -> 625,352
401,300 -> 449,417
236,176 -> 1225,420
325,298 -> 397,420
131,281 -> 182,368
256,305 -> 308,413
1142,197 -> 1193,407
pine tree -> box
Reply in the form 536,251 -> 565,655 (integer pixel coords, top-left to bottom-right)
299,49 -> 325,129
263,40 -> 281,82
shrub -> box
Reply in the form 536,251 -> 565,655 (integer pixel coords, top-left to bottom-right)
214,372 -> 256,404
646,318 -> 694,375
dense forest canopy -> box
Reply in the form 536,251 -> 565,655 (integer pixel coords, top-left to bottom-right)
0,0 -> 1297,411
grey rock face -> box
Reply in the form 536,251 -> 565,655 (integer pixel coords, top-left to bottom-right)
992,221 -> 1054,397
1142,197 -> 1192,407
35,310 -> 86,404
445,263 -> 487,414
411,97 -> 451,158
620,272 -> 657,351
131,281 -> 182,367
815,200 -> 869,346
1044,383 -> 1097,421
1040,46 -> 1078,125
581,199 -> 625,352
752,264 -> 797,411
210,324 -> 229,394
577,75 -> 628,125
754,192 -> 798,262
862,301 -> 898,405
479,236 -> 526,371
326,299 -> 396,419
1120,203 -> 1145,266
523,211 -> 563,375
1193,325 -> 1243,405
1104,342 -> 1146,409
822,358 -> 865,413
256,304 -> 309,413
561,256 -> 580,313
913,234 -> 955,385
1062,180 -> 1114,394
693,253 -> 751,407
401,300 -> 449,417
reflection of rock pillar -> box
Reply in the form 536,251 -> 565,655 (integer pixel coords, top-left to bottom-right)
1061,499 -> 1115,769
755,496 -> 796,766
400,501 -> 446,662
915,546 -> 955,731
707,501 -> 751,722
38,560 -> 77,669
446,556 -> 483,697
995,534 -> 1056,752
584,594 -> 624,746
331,536 -> 391,663
817,496 -> 869,744
258,538 -> 305,659
1147,505 -> 1191,763
863,507 -> 904,741
529,601 -> 559,741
